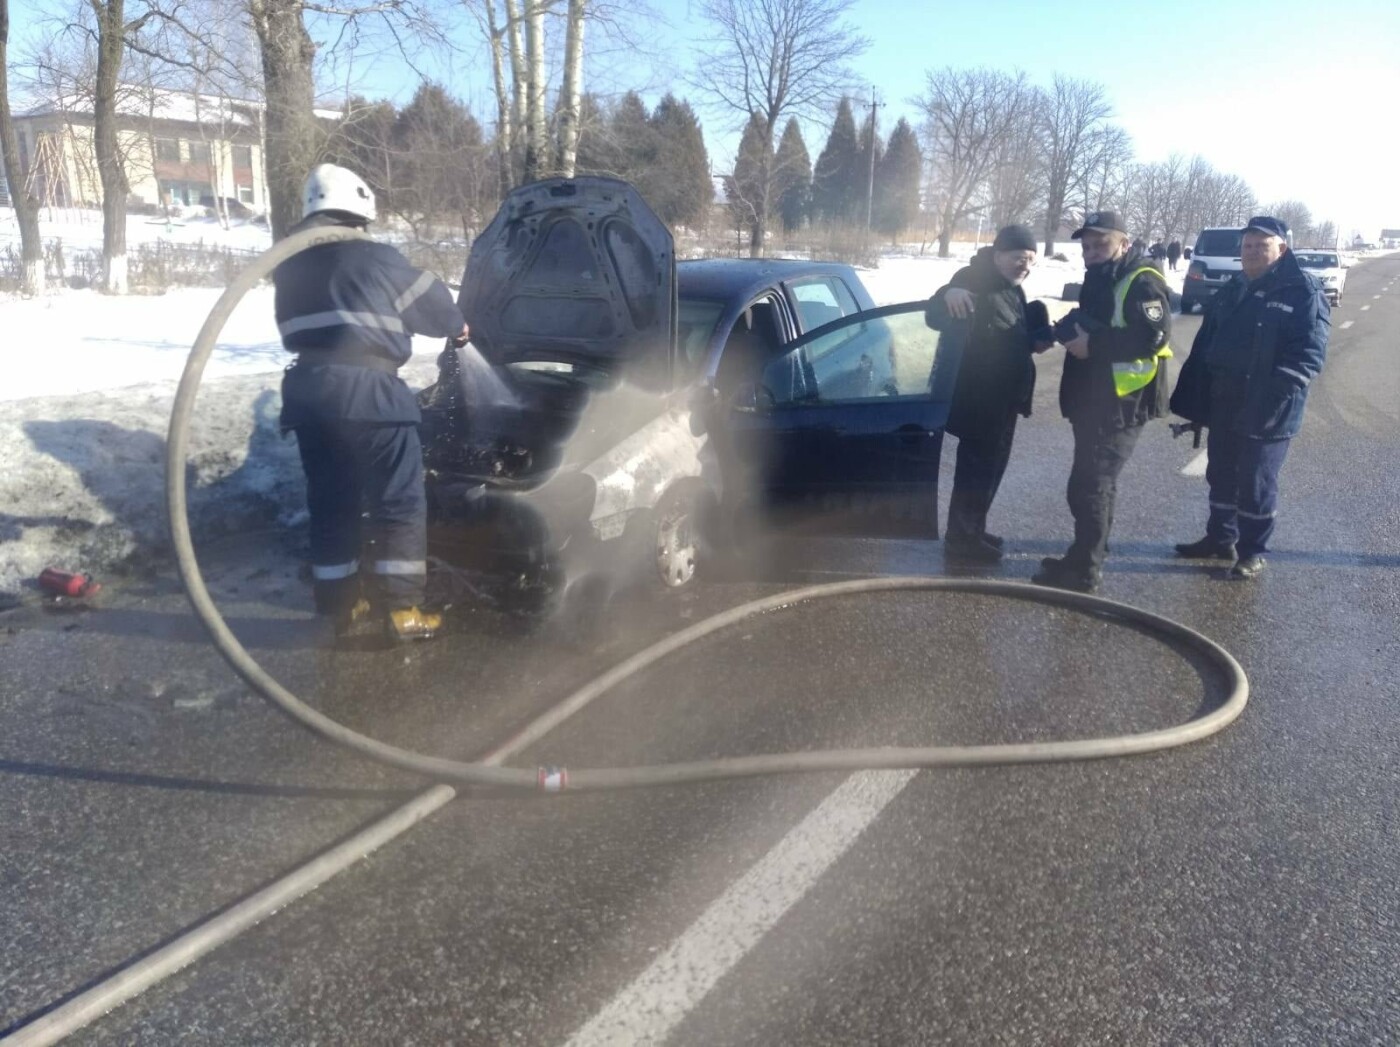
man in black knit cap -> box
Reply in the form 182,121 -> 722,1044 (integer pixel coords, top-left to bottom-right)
925,224 -> 1053,564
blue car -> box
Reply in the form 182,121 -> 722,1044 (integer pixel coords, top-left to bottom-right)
419,177 -> 955,613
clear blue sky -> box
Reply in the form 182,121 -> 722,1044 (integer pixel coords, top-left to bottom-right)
11,0 -> 1400,236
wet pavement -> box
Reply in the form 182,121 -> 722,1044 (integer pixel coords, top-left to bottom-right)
3,256 -> 1399,1045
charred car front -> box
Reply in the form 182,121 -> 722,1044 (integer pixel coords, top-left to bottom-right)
419,176 -> 958,615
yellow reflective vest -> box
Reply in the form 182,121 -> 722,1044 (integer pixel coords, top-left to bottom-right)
1109,266 -> 1173,397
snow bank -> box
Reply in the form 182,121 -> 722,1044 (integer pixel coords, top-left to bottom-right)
0,358 -> 439,596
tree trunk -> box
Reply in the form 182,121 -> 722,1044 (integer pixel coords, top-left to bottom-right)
504,0 -> 527,178
250,0 -> 318,240
484,0 -> 513,192
0,0 -> 44,295
1042,190 -> 1064,256
553,0 -> 586,178
521,0 -> 547,182
92,0 -> 129,293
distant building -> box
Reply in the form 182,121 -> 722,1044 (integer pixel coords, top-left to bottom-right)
6,87 -> 340,215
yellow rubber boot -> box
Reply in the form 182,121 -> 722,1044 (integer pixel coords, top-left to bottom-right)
387,606 -> 443,643
333,597 -> 373,638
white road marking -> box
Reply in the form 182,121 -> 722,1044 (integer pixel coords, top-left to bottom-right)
564,770 -> 917,1047
1362,305 -> 1371,311
1341,320 -> 1355,329
1374,294 -> 1383,299
1181,450 -> 1209,477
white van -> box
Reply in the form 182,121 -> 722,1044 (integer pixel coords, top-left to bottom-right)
1180,227 -> 1243,314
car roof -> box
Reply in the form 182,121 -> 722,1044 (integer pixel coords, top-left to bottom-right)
677,257 -> 863,300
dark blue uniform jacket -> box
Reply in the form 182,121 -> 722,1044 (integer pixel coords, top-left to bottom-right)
1170,248 -> 1330,439
275,227 -> 465,427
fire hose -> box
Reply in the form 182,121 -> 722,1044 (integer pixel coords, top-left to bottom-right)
165,224 -> 1249,793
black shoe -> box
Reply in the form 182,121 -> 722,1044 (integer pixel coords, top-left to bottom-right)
1175,537 -> 1237,560
981,532 -> 1005,550
1031,561 -> 1100,593
945,536 -> 1003,564
1229,555 -> 1266,580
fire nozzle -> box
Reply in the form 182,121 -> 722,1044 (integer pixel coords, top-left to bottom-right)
39,568 -> 101,598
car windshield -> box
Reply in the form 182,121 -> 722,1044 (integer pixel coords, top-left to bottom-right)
1195,230 -> 1243,256
678,297 -> 725,372
1294,252 -> 1338,268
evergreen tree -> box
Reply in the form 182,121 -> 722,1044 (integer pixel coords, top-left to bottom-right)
774,118 -> 812,234
812,97 -> 862,224
609,91 -> 657,184
648,94 -> 713,228
726,112 -> 771,242
854,111 -> 885,230
572,93 -> 613,176
393,83 -> 488,236
874,118 -> 922,242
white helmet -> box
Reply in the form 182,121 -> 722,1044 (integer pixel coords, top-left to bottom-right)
302,163 -> 377,222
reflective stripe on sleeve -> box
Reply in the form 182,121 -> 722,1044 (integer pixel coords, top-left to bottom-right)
312,560 -> 360,580
279,310 -> 406,338
1276,366 -> 1309,385
373,560 -> 427,576
393,271 -> 439,314
1236,509 -> 1277,521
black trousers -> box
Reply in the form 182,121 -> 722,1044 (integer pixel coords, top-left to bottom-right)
293,420 -> 427,615
1064,418 -> 1142,572
946,412 -> 1018,542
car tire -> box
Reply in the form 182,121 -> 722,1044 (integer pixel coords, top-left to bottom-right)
650,481 -> 706,592
1179,298 -> 1194,315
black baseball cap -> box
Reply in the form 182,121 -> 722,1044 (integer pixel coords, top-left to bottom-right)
1244,215 -> 1289,240
1070,211 -> 1127,239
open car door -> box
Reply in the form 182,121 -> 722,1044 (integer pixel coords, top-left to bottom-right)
720,301 -> 960,537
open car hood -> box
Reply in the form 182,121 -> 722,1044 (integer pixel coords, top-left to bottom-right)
457,177 -> 676,372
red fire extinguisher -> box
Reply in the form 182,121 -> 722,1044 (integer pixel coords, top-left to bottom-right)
39,568 -> 101,598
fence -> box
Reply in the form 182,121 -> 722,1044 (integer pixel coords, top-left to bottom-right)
0,235 -> 263,293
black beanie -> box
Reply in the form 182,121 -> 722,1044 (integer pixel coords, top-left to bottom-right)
992,224 -> 1037,252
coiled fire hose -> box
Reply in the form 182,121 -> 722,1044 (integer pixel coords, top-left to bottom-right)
166,225 -> 1249,794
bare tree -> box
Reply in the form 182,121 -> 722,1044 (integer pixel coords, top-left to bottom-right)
0,0 -> 44,294
1037,74 -> 1111,255
1076,123 -> 1132,220
915,67 -> 1031,257
246,0 -> 318,240
692,0 -> 868,256
550,0 -> 586,176
978,86 -> 1047,231
1264,199 -> 1313,243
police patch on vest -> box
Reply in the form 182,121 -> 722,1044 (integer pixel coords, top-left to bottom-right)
1142,300 -> 1164,323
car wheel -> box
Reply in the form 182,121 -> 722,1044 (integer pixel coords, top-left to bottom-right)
1179,299 -> 1194,315
651,482 -> 705,591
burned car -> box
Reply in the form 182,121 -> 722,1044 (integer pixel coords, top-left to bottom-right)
418,176 -> 957,615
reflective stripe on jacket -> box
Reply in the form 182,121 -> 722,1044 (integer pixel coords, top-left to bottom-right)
1110,265 -> 1173,397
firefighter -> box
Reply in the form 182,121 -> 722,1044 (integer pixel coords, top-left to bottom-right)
1033,211 -> 1172,593
275,163 -> 469,642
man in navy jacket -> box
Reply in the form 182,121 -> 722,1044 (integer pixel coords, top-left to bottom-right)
276,164 -> 469,640
1169,215 -> 1330,579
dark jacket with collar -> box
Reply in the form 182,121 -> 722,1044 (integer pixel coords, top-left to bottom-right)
276,214 -> 465,428
925,247 -> 1050,438
1053,245 -> 1172,428
1169,248 -> 1330,439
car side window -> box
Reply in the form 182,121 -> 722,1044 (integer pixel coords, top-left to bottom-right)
789,277 -> 860,332
759,306 -> 943,406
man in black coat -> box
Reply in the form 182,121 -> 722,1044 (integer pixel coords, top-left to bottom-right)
925,224 -> 1053,563
1169,215 -> 1330,579
1167,240 -> 1182,271
1033,211 -> 1173,593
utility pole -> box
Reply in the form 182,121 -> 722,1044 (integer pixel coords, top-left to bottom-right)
862,85 -> 884,245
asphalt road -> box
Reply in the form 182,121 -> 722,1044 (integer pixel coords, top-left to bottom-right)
4,256 -> 1399,1045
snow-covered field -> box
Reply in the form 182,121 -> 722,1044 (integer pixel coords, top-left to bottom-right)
1,203 -> 1348,597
